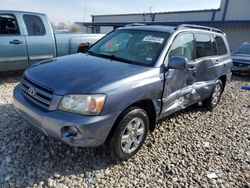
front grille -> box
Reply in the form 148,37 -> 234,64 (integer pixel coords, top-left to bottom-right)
21,76 -> 54,110
233,62 -> 249,67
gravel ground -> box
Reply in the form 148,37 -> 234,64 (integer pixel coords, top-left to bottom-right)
0,72 -> 249,188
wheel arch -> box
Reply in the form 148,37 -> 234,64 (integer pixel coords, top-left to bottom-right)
218,75 -> 227,92
105,99 -> 157,143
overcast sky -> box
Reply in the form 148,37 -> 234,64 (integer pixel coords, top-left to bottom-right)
0,0 -> 221,24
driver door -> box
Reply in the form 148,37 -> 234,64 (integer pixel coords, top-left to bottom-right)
0,14 -> 28,71
161,32 -> 197,116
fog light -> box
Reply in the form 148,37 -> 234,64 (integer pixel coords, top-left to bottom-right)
61,126 -> 79,138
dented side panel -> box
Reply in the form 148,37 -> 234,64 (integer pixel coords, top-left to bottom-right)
160,55 -> 232,118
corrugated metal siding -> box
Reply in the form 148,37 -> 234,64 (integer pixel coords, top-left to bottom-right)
155,11 -> 213,22
94,11 -> 214,23
216,24 -> 250,49
213,0 -> 226,21
93,14 -> 152,23
226,0 -> 250,20
92,0 -> 250,24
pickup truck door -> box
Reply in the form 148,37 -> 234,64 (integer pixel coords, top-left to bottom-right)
161,32 -> 197,116
22,14 -> 56,65
0,14 -> 28,71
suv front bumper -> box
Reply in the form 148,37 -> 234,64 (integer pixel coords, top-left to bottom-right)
13,85 -> 119,147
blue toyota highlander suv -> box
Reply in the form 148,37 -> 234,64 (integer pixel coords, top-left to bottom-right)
13,25 -> 232,161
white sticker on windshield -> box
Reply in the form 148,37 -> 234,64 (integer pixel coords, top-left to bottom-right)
146,57 -> 153,61
143,36 -> 164,44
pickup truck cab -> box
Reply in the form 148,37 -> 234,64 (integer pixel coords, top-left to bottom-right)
13,25 -> 232,161
0,10 -> 104,72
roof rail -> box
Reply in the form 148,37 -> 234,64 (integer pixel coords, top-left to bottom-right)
125,23 -> 146,27
176,24 -> 224,34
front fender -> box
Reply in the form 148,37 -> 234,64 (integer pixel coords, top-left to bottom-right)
100,71 -> 164,116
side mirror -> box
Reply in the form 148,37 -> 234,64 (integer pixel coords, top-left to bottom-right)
77,42 -> 91,53
168,56 -> 188,70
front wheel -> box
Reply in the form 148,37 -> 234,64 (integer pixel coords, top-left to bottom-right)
108,108 -> 149,161
203,80 -> 223,111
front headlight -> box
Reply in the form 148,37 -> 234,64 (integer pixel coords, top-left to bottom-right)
58,94 -> 106,115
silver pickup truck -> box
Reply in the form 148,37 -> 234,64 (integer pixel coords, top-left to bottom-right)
0,10 -> 104,72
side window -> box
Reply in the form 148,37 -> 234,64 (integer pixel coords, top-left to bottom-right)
210,35 -> 218,56
23,15 -> 46,36
215,36 -> 227,55
0,14 -> 20,35
195,33 -> 212,58
169,33 -> 195,61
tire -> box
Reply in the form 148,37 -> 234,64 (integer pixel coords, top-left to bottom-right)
108,107 -> 149,161
202,80 -> 223,111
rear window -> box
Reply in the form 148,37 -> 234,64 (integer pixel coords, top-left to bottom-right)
215,36 -> 227,55
0,14 -> 20,35
23,15 -> 46,36
195,33 -> 213,58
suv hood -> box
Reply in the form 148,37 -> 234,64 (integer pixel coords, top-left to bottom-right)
232,54 -> 250,63
25,54 -> 151,95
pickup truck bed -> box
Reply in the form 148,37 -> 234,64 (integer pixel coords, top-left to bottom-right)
54,33 -> 104,57
0,10 -> 104,72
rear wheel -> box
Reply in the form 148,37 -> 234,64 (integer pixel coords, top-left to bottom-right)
108,108 -> 149,161
203,80 -> 223,111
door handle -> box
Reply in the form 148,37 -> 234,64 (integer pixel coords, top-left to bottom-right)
9,40 -> 23,45
188,66 -> 196,71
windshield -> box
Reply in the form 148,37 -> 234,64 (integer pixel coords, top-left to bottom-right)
88,29 -> 170,66
234,44 -> 250,55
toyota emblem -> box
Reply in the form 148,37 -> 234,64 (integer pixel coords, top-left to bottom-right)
28,87 -> 36,96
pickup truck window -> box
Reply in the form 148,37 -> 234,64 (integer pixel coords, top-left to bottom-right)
88,30 -> 170,66
0,14 -> 20,35
169,33 -> 195,61
23,15 -> 46,36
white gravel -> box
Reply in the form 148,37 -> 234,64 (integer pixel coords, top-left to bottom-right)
0,72 -> 249,188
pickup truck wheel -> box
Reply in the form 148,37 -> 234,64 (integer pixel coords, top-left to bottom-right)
202,80 -> 223,111
108,108 -> 149,161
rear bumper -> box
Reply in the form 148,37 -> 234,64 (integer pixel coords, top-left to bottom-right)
13,85 -> 120,147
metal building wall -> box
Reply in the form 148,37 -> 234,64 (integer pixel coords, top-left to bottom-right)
155,11 -> 214,22
93,14 -> 152,23
90,0 -> 250,50
92,0 -> 250,23
225,0 -> 250,20
216,24 -> 250,50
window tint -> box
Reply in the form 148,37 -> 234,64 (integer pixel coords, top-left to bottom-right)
210,35 -> 218,56
23,15 -> 45,36
195,33 -> 212,58
169,33 -> 195,61
215,36 -> 227,55
0,14 -> 20,35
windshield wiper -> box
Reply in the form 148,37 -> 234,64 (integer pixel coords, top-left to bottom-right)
87,51 -> 140,65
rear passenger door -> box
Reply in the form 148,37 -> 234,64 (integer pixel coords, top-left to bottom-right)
191,33 -> 223,100
23,14 -> 55,66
